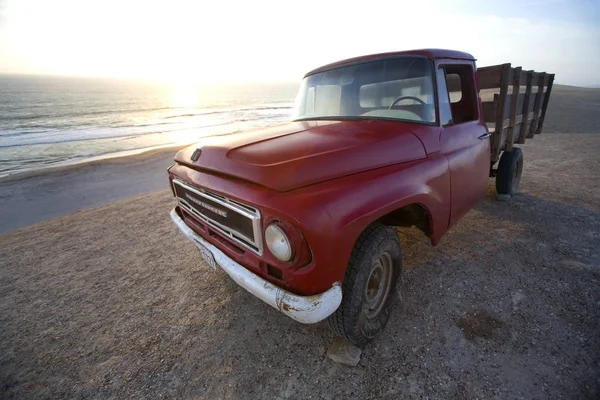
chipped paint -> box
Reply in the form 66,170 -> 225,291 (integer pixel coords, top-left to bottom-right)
171,208 -> 343,323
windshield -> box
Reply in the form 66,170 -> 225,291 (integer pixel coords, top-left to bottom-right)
292,57 -> 436,125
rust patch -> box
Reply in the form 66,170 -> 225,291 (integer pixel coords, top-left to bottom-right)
280,302 -> 302,312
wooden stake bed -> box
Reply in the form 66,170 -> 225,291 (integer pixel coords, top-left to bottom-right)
477,64 -> 554,163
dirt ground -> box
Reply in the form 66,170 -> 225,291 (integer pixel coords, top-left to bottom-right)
1,91 -> 600,399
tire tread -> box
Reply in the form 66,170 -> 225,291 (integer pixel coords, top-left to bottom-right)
328,224 -> 401,346
496,147 -> 523,196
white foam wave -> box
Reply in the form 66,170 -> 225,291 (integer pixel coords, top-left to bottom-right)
0,107 -> 292,148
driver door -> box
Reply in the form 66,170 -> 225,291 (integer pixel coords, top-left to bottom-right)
437,63 -> 491,227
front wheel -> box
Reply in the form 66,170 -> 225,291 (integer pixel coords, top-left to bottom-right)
328,224 -> 402,347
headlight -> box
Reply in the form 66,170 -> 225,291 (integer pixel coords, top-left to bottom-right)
265,224 -> 293,262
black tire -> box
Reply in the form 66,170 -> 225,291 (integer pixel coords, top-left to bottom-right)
328,224 -> 402,347
496,147 -> 523,196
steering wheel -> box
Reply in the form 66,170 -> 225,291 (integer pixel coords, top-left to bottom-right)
389,96 -> 426,109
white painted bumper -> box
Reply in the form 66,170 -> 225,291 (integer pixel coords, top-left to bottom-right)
170,208 -> 342,324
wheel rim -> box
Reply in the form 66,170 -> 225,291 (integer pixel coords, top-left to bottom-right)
363,251 -> 393,319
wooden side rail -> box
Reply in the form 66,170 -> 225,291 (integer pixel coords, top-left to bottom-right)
477,64 -> 554,162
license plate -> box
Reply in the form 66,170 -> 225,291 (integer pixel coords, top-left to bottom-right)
196,241 -> 217,270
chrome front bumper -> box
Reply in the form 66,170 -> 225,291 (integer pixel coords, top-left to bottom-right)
170,208 -> 342,324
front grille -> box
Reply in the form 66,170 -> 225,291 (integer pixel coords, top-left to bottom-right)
180,190 -> 255,240
173,179 -> 262,254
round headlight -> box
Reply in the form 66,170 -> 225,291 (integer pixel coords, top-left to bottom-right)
265,224 -> 293,262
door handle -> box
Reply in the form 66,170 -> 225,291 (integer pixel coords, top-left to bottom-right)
478,133 -> 491,140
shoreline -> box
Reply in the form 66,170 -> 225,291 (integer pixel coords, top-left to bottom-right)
0,143 -> 192,184
0,146 -> 182,234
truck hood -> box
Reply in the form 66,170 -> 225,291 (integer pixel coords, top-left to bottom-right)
174,120 -> 427,192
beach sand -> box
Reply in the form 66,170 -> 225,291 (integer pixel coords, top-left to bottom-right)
0,86 -> 599,398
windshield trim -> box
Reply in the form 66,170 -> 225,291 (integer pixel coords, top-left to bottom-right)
304,55 -> 430,78
291,115 -> 438,127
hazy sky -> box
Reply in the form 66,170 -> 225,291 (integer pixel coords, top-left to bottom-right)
0,0 -> 598,86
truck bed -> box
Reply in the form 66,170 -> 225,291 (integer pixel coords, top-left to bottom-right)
476,64 -> 554,163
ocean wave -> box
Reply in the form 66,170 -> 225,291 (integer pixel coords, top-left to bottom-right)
0,129 -> 52,137
163,110 -> 228,119
0,115 -> 290,148
1,105 -> 292,135
0,78 -> 297,176
164,105 -> 292,120
1,106 -> 292,147
0,121 -> 268,176
0,123 -> 227,148
0,106 -> 181,122
0,104 -> 293,124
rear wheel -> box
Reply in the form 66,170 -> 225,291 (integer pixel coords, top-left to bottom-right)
328,224 -> 402,347
496,147 -> 523,196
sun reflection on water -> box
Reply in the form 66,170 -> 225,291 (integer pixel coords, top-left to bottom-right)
170,83 -> 198,108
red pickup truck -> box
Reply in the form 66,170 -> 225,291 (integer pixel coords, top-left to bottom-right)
168,49 -> 554,346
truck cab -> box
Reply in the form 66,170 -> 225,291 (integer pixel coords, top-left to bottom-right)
168,49 -> 552,346
293,49 -> 490,226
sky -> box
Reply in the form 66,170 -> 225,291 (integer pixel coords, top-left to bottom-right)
0,0 -> 598,86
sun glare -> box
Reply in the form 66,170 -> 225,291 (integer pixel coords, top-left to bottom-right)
170,82 -> 198,108
1,0 -> 598,86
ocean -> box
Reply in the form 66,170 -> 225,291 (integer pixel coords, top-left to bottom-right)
0,75 -> 298,177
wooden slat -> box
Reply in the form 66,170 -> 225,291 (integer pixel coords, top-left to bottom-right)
477,63 -> 510,90
500,93 -> 528,119
505,66 -> 522,151
499,117 -> 512,130
476,63 -> 553,152
501,93 -> 512,119
518,68 -> 529,85
527,72 -> 545,138
491,64 -> 511,162
498,127 -> 507,152
494,113 -> 531,133
517,71 -> 534,144
535,74 -> 555,135
515,92 -> 527,115
481,101 -> 495,122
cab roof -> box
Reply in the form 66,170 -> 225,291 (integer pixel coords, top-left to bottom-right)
305,49 -> 475,77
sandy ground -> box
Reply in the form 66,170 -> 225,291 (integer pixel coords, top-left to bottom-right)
544,85 -> 600,134
1,87 -> 599,399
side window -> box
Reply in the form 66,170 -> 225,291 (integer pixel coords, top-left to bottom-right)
444,64 -> 478,123
446,73 -> 462,103
437,68 -> 453,125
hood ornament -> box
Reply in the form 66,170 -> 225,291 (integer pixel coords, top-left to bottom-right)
190,148 -> 201,161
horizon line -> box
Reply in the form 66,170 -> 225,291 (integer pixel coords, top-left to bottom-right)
1,72 -> 599,89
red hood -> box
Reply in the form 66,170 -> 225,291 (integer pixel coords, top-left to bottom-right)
174,120 -> 427,192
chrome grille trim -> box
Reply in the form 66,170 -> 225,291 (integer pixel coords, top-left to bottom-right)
173,179 -> 263,255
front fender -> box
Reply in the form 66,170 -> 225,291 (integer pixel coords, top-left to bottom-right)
324,155 -> 450,282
